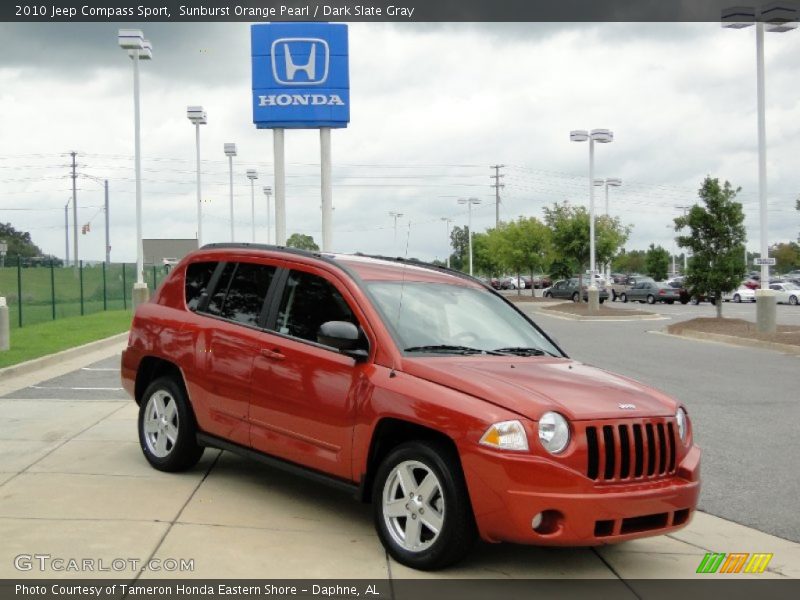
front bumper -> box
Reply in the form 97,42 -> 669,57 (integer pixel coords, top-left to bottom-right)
461,444 -> 701,545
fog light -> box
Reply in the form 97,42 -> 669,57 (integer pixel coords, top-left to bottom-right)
532,509 -> 563,535
531,513 -> 543,530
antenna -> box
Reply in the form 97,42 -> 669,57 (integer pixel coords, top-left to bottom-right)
390,220 -> 413,378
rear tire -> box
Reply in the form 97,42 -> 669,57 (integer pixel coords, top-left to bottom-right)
138,376 -> 204,472
572,292 -> 579,303
646,295 -> 655,305
372,441 -> 477,570
620,293 -> 628,303
690,296 -> 699,305
790,295 -> 798,306
734,294 -> 741,303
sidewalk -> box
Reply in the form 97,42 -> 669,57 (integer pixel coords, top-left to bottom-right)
0,342 -> 797,581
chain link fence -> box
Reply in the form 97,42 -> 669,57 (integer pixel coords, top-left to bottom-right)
0,258 -> 166,328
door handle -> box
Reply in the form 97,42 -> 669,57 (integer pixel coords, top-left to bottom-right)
260,348 -> 286,361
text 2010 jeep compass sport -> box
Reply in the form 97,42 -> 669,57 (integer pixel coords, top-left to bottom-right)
121,244 -> 701,570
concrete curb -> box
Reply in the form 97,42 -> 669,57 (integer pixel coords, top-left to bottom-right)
667,328 -> 800,355
532,306 -> 664,321
0,332 -> 129,380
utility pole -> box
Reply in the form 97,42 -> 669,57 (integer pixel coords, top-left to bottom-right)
490,165 -> 505,228
64,199 -> 70,267
70,152 -> 78,271
440,217 -> 453,268
389,211 -> 404,246
104,179 -> 110,264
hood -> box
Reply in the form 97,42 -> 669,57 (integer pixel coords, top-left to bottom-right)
401,356 -> 677,421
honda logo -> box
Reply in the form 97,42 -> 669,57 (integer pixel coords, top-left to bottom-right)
618,403 -> 636,410
271,38 -> 329,85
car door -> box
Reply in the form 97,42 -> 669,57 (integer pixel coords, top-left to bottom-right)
249,265 -> 372,479
630,282 -> 644,301
196,261 -> 278,446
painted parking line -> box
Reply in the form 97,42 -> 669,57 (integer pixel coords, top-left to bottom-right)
80,368 -> 120,372
29,386 -> 124,391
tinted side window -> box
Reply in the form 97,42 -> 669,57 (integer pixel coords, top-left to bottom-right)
220,262 -> 276,326
185,262 -> 218,311
275,270 -> 357,343
205,263 -> 237,317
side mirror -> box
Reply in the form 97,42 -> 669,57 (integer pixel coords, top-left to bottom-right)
317,321 -> 368,361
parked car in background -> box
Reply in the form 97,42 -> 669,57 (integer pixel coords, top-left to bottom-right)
665,279 -> 691,305
742,278 -> 760,290
689,293 -> 716,305
722,286 -> 756,303
611,275 -> 654,302
531,274 -> 552,289
543,279 -> 608,303
122,245 -> 700,569
780,271 -> 800,285
770,282 -> 800,305
620,281 -> 681,304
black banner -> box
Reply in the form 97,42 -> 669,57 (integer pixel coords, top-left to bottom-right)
4,0 -> 800,23
2,580 -> 800,600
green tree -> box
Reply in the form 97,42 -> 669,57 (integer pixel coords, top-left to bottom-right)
674,177 -> 747,318
0,222 -> 43,263
612,248 -> 647,274
771,242 -> 800,273
543,202 -> 629,300
472,231 -> 503,277
449,225 -> 469,272
285,233 -> 319,251
645,244 -> 671,281
488,217 -> 552,296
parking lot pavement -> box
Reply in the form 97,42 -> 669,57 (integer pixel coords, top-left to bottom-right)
1,347 -> 799,582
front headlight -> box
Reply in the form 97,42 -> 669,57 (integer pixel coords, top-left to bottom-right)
538,411 -> 570,454
676,407 -> 689,444
479,420 -> 529,451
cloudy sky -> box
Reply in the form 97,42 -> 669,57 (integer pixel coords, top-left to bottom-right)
1,21 -> 799,264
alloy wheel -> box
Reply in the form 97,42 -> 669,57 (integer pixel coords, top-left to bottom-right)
382,460 -> 445,553
143,390 -> 179,458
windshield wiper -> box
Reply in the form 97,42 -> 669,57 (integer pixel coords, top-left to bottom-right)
492,346 -> 552,357
404,345 -> 505,356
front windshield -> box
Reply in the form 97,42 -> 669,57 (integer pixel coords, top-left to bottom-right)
366,281 -> 562,356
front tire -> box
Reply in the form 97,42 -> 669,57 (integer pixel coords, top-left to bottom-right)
572,292 -> 580,303
372,441 -> 476,570
646,294 -> 656,305
790,295 -> 798,306
138,376 -> 204,472
734,294 -> 741,303
620,293 -> 628,303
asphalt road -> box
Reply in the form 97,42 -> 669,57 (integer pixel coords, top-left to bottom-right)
517,299 -> 800,543
4,298 -> 799,543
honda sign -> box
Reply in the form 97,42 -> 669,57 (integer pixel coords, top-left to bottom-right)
251,23 -> 349,129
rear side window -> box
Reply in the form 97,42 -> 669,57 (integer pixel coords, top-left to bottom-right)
205,262 -> 276,326
274,270 -> 357,343
185,262 -> 218,311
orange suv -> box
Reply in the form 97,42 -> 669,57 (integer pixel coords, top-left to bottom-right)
121,244 -> 701,570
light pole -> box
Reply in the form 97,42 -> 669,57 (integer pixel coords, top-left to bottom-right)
246,170 -> 258,243
0,240 -> 7,269
675,205 -> 692,273
723,4 -> 796,333
389,211 -> 404,246
224,143 -> 237,242
187,106 -> 207,246
594,177 -> 622,283
262,186 -> 272,244
80,175 -> 111,264
458,197 -> 481,276
118,29 -> 152,306
571,129 -> 614,309
441,217 -> 453,268
666,224 -> 677,277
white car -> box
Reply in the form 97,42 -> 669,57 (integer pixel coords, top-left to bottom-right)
722,286 -> 756,303
769,282 -> 800,305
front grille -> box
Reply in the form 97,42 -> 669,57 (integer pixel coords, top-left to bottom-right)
585,419 -> 677,481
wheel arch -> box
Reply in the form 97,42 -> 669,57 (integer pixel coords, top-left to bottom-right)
358,417 -> 462,504
135,356 -> 187,406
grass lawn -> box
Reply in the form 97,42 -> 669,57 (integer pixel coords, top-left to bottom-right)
0,310 -> 132,369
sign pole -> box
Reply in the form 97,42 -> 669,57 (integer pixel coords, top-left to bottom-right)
321,127 -> 333,252
273,128 -> 287,246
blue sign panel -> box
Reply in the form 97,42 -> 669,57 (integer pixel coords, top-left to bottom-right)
251,23 -> 349,129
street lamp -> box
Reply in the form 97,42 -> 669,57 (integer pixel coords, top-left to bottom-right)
593,177 -> 622,283
80,174 -> 111,264
457,197 -> 481,276
440,217 -> 453,268
64,198 -> 70,267
262,186 -> 272,244
246,170 -> 258,243
571,128 -> 614,309
119,28 -> 152,306
187,106 -> 207,249
224,143 -> 237,242
723,3 -> 797,333
0,240 -> 7,269
388,211 -> 404,246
